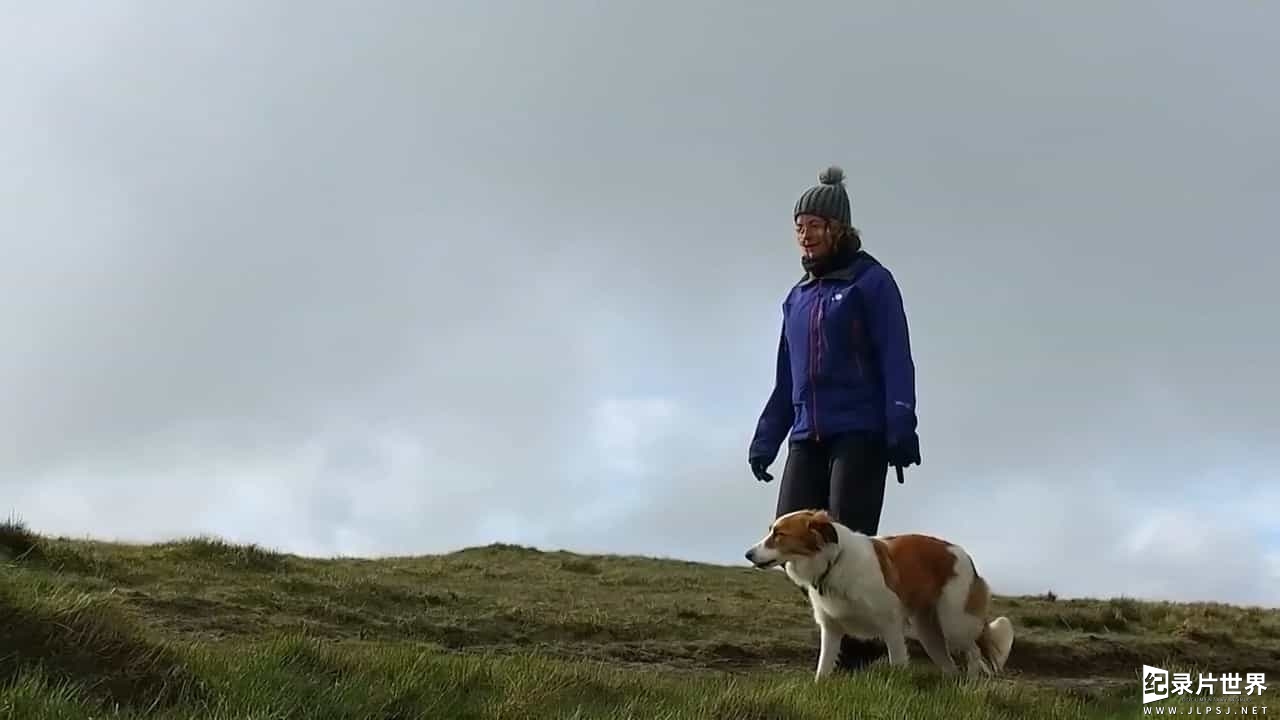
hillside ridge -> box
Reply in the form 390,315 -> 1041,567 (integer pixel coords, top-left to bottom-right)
3,518 -> 1278,718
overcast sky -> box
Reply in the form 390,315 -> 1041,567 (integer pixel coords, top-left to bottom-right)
3,1 -> 1277,608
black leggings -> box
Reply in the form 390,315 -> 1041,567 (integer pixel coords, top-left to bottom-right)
774,431 -> 889,535
774,431 -> 891,669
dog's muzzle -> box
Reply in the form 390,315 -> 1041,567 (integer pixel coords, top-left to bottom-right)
745,548 -> 779,569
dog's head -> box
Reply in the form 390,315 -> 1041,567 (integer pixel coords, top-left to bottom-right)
744,509 -> 839,569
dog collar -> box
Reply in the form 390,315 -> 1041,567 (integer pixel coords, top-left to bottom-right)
812,548 -> 843,596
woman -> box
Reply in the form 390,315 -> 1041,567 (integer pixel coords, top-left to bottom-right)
747,165 -> 922,670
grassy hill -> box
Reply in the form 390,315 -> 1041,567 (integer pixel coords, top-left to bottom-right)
1,518 -> 1277,719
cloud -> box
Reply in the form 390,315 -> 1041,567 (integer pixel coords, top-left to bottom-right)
1,1 -> 1277,609
592,396 -> 681,478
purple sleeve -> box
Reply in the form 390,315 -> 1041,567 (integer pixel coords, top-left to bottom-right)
865,267 -> 917,434
749,323 -> 794,463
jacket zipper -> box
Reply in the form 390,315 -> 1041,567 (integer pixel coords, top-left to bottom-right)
809,281 -> 822,441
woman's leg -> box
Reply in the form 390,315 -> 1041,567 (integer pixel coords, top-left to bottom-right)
773,438 -> 846,670
774,439 -> 831,517
828,431 -> 889,536
827,431 -> 891,670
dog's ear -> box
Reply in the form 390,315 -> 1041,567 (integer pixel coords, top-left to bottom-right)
808,514 -> 838,545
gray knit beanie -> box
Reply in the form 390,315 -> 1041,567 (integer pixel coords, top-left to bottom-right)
793,165 -> 851,225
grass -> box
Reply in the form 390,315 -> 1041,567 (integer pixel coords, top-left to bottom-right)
1,516 -> 1277,718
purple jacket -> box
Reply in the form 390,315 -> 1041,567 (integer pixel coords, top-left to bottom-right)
749,251 -> 917,465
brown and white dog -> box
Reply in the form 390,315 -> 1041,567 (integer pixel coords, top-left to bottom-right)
745,509 -> 1014,681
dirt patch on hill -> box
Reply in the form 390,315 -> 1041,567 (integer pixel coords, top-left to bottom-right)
478,631 -> 1279,688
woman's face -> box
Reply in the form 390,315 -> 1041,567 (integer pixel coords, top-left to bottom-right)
794,214 -> 835,260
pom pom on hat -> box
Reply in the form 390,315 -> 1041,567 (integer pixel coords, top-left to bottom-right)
818,165 -> 845,185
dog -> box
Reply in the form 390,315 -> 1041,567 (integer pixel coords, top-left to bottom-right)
745,509 -> 1014,681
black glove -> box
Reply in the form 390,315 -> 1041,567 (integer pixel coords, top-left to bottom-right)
886,430 -> 921,469
749,458 -> 774,483
886,411 -> 921,471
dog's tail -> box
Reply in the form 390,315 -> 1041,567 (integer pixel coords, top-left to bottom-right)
966,554 -> 1014,673
977,615 -> 1014,673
